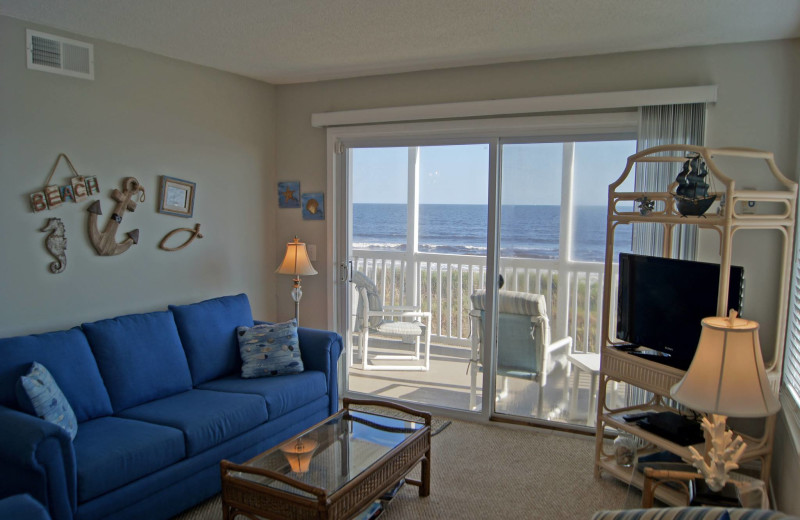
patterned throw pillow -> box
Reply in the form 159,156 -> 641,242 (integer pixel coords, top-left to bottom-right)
237,320 -> 304,378
17,362 -> 78,440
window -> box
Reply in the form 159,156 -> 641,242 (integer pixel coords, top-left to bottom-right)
781,202 -> 800,451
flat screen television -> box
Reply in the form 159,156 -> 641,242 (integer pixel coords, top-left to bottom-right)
616,253 -> 745,370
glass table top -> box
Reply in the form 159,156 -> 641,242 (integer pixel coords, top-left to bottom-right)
231,409 -> 425,498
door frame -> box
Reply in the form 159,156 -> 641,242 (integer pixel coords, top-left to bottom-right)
325,112 -> 639,423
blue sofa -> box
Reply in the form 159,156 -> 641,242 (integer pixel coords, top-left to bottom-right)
0,294 -> 342,520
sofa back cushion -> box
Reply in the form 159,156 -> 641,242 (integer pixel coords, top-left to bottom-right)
169,294 -> 254,385
82,311 -> 193,412
0,327 -> 113,422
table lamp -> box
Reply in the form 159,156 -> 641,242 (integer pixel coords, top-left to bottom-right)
670,310 -> 780,491
276,236 -> 317,324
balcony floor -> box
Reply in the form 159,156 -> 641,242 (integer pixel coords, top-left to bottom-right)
346,336 -> 627,428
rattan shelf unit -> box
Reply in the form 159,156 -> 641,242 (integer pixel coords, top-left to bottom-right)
593,145 -> 797,504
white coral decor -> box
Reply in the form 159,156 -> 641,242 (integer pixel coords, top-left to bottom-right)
688,414 -> 746,492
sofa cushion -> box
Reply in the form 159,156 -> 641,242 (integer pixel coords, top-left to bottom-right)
74,416 -> 185,502
238,320 -> 304,378
82,311 -> 193,412
117,389 -> 267,456
0,327 -> 112,422
17,362 -> 78,440
169,294 -> 254,386
198,371 -> 327,420
0,494 -> 52,520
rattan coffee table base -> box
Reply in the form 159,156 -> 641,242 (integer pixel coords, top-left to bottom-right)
221,398 -> 431,520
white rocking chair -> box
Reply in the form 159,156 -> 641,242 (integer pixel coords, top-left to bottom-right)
350,271 -> 431,371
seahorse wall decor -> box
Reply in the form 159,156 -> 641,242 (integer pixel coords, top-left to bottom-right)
87,177 -> 145,256
41,218 -> 67,273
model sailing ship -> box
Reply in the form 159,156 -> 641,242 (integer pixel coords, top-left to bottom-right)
674,153 -> 716,216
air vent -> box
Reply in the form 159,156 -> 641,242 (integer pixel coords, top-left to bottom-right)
26,29 -> 94,80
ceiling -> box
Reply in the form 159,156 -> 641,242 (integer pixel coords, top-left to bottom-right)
2,0 -> 800,84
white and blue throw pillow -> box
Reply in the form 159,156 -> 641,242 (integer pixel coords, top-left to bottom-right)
237,319 -> 304,378
17,361 -> 78,440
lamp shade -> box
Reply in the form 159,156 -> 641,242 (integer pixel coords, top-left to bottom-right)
276,237 -> 318,276
279,437 -> 318,473
670,313 -> 780,418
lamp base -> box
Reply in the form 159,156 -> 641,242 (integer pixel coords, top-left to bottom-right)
290,277 -> 302,324
687,414 -> 746,492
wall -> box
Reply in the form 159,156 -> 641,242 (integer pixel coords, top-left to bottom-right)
275,39 -> 800,510
0,15 -> 278,336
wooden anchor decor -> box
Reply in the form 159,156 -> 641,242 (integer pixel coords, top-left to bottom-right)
87,177 -> 145,256
41,217 -> 67,273
159,223 -> 204,251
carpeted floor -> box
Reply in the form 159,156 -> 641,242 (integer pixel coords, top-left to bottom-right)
173,418 -> 641,519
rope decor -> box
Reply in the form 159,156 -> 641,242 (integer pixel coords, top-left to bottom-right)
30,153 -> 101,212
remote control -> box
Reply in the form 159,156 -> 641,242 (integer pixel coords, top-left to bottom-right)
622,412 -> 652,422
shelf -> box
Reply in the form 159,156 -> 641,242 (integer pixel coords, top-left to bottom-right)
596,457 -> 689,507
594,144 -> 795,494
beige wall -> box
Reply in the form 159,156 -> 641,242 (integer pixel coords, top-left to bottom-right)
275,39 -> 800,510
0,15 -> 278,335
276,38 -> 800,342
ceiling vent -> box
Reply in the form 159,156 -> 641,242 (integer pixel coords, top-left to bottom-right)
26,29 -> 94,80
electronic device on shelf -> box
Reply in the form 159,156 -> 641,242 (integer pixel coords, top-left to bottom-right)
636,411 -> 705,446
616,253 -> 745,371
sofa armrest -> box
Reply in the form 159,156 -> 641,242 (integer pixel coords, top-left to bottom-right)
297,327 -> 343,415
0,406 -> 76,520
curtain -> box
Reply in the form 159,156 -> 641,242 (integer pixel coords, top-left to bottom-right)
627,103 -> 706,409
632,103 -> 706,259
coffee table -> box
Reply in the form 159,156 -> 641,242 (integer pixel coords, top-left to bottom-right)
220,398 -> 432,519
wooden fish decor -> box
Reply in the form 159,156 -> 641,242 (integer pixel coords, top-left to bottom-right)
41,217 -> 67,273
159,223 -> 204,251
87,177 -> 145,256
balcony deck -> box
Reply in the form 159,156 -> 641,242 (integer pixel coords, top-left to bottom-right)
346,336 -> 628,427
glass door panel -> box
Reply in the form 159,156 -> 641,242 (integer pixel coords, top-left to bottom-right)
495,139 -> 636,427
346,144 -> 489,413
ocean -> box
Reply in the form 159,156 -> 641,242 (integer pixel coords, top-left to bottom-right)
353,203 -> 632,263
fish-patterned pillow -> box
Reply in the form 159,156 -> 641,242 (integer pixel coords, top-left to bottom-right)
17,361 -> 78,440
237,319 -> 304,378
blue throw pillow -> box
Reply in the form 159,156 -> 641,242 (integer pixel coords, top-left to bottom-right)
237,320 -> 303,378
17,362 -> 78,440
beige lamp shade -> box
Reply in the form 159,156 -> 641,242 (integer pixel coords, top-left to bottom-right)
670,313 -> 780,418
279,437 -> 318,473
276,237 -> 318,276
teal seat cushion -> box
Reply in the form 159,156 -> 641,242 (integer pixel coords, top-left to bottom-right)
238,320 -> 303,378
169,294 -> 254,385
198,370 -> 327,420
0,327 -> 112,422
74,416 -> 185,502
82,311 -> 193,412
16,362 -> 78,440
116,389 -> 267,456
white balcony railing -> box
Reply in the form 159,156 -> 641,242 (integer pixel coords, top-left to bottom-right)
353,250 -> 618,354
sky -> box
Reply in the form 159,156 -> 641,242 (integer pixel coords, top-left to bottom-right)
352,140 -> 636,206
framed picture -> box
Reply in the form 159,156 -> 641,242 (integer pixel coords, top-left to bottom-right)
302,192 -> 324,220
278,181 -> 301,208
158,176 -> 196,218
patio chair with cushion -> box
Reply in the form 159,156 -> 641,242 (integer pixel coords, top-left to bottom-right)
469,289 -> 572,413
350,270 -> 431,371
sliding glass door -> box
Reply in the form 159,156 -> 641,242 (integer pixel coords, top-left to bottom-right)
332,114 -> 638,428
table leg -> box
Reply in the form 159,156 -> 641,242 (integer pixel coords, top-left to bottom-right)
420,449 -> 431,497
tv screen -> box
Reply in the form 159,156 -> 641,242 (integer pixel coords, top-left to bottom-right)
616,253 -> 744,369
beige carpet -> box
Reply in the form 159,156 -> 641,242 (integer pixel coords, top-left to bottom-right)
173,419 -> 641,519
